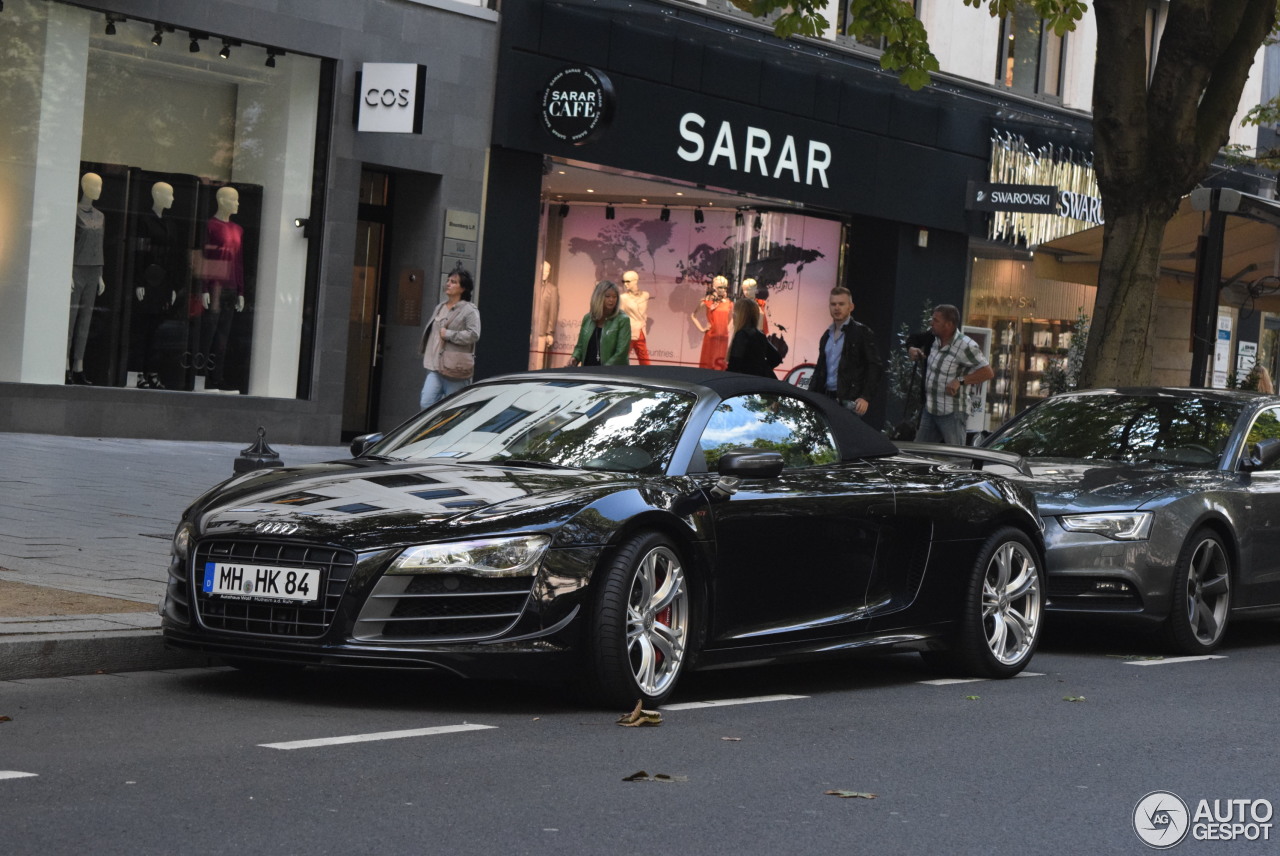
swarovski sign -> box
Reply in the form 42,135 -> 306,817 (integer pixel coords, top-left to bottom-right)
982,132 -> 1104,246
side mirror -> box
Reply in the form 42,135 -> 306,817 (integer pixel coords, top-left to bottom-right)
1244,437 -> 1280,471
350,432 -> 384,458
711,450 -> 785,496
718,449 -> 785,479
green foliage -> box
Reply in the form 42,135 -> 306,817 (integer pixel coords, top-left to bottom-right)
1042,309 -> 1090,397
735,0 -> 1086,89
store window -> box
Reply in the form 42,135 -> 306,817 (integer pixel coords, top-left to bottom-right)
964,255 -> 1096,429
531,187 -> 846,379
995,2 -> 1066,98
0,0 -> 325,397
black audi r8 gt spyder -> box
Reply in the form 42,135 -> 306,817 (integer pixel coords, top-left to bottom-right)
163,366 -> 1046,706
982,387 -> 1280,654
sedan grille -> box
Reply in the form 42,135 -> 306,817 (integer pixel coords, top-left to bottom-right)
192,540 -> 356,637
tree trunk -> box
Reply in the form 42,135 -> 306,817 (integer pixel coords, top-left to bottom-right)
1078,205 -> 1175,387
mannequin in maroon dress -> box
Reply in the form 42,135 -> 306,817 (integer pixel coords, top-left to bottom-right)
198,186 -> 245,392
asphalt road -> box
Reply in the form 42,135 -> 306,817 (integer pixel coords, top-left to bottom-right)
3,623 -> 1278,855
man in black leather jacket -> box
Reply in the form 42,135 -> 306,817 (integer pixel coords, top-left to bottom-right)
807,286 -> 883,423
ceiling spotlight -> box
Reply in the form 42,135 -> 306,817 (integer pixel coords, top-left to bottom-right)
219,40 -> 231,59
265,48 -> 282,68
104,14 -> 118,35
151,25 -> 163,46
558,204 -> 570,218
605,205 -> 615,221
189,37 -> 200,53
694,208 -> 704,224
660,207 -> 670,222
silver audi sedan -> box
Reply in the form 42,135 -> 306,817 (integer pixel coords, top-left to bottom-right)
981,387 -> 1280,654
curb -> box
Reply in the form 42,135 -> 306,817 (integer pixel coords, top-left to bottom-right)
0,630 -> 209,681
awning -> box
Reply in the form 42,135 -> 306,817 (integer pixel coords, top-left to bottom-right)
1034,191 -> 1280,305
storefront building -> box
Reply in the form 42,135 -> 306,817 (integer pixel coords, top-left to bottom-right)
475,0 -> 1096,431
0,0 -> 498,443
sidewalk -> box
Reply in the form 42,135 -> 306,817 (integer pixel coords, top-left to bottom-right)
0,431 -> 348,680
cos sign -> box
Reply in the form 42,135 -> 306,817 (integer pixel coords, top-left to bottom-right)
541,67 -> 614,145
357,63 -> 426,134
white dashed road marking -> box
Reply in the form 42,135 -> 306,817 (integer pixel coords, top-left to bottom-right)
1,771 -> 38,780
1125,655 -> 1227,666
919,672 -> 1044,686
662,694 -> 808,710
260,723 -> 496,750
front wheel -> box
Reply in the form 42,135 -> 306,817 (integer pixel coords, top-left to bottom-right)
1163,528 -> 1231,654
583,532 -> 693,708
922,527 -> 1044,678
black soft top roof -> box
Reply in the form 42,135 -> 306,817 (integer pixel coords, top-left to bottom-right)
507,365 -> 899,461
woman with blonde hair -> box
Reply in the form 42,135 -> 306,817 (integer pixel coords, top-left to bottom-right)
726,297 -> 782,377
569,280 -> 631,366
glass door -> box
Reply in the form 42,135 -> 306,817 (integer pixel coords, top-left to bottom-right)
343,171 -> 392,439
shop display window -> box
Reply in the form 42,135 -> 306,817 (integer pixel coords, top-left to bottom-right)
0,0 -> 324,397
530,204 -> 846,379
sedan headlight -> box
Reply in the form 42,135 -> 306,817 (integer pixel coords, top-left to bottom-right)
1059,512 -> 1153,541
172,521 -> 194,559
387,535 -> 551,577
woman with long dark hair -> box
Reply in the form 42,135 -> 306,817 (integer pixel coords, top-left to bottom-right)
726,297 -> 781,378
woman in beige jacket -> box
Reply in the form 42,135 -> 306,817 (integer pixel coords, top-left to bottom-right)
418,269 -> 481,409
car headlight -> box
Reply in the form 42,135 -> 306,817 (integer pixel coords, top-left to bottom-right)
172,521 -> 194,559
387,535 -> 551,577
1059,512 -> 1153,541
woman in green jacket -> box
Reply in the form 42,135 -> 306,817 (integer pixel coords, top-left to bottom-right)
569,280 -> 631,367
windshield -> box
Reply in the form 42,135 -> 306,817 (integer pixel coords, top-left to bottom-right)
370,380 -> 696,474
985,394 -> 1243,467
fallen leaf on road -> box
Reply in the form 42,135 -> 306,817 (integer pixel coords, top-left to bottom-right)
617,700 -> 663,727
623,770 -> 688,783
964,695 -> 980,701
825,790 -> 878,799
0,716 -> 11,723
1063,696 -> 1086,702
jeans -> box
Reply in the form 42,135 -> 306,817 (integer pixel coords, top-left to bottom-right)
420,370 -> 469,410
917,409 -> 967,446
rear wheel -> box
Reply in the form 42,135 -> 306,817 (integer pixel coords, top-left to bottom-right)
922,527 -> 1043,678
1163,528 -> 1231,654
583,532 -> 692,708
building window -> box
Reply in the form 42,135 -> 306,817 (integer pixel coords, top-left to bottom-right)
837,0 -> 921,52
995,2 -> 1065,97
0,0 -> 326,398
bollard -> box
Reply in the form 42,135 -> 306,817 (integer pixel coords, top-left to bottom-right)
234,426 -> 284,475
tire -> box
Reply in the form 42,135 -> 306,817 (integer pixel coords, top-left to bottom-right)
583,532 -> 693,708
1163,528 -> 1231,654
922,526 -> 1044,678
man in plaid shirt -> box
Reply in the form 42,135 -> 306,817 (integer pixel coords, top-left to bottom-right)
907,304 -> 994,445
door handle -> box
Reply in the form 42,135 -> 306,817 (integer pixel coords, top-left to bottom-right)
371,314 -> 383,367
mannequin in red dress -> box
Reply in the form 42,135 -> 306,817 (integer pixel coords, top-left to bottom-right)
691,276 -> 731,370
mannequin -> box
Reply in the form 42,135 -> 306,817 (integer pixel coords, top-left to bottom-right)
532,260 -> 559,369
690,275 -> 731,370
741,278 -> 769,334
619,270 -> 652,365
198,186 -> 246,392
133,182 -> 179,389
67,172 -> 107,385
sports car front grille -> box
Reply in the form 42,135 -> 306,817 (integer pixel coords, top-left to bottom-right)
192,540 -> 356,637
355,573 -> 536,641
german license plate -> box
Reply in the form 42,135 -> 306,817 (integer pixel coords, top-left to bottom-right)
202,562 -> 320,603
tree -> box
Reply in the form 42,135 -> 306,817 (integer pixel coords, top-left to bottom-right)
732,0 -> 1278,387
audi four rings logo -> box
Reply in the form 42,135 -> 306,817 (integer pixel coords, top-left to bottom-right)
254,521 -> 298,536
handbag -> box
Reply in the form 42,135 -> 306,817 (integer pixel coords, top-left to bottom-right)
439,349 -> 475,380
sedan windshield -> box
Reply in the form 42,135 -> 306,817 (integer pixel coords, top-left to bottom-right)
370,380 -> 696,474
986,394 -> 1244,467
